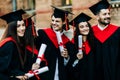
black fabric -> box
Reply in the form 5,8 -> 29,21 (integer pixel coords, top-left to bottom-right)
67,48 -> 95,80
21,50 -> 37,72
0,9 -> 25,23
93,26 -> 120,80
51,6 -> 72,19
36,29 -> 75,80
69,13 -> 91,26
0,73 -> 9,80
0,41 -> 25,79
0,40 -> 37,79
89,0 -> 110,15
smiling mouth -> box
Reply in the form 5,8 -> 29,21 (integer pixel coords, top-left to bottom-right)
105,18 -> 110,20
19,31 -> 25,34
53,25 -> 59,28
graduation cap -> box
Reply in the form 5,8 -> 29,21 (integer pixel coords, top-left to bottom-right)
89,1 -> 110,15
0,9 -> 26,23
70,13 -> 91,27
51,5 -> 73,30
51,5 -> 73,20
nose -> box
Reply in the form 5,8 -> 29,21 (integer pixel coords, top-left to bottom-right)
106,13 -> 110,18
53,21 -> 56,24
20,25 -> 25,30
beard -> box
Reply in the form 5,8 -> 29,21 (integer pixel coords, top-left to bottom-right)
99,18 -> 111,26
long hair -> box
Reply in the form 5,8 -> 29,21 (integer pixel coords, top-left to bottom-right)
24,24 -> 35,49
1,21 -> 36,67
74,21 -> 95,52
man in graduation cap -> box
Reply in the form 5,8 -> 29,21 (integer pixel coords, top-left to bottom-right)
89,1 -> 120,80
36,6 -> 75,80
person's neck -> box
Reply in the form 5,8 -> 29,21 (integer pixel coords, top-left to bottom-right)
52,27 -> 63,33
98,23 -> 107,28
98,23 -> 109,30
55,29 -> 63,33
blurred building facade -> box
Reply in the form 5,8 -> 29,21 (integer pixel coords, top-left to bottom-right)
0,0 -> 120,28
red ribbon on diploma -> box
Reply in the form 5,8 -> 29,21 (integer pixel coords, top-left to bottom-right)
79,47 -> 84,51
29,70 -> 40,80
79,44 -> 85,51
59,42 -> 66,48
37,54 -> 48,65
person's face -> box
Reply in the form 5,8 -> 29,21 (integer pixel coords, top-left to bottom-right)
78,22 -> 90,36
17,20 -> 26,37
97,9 -> 111,25
51,15 -> 64,32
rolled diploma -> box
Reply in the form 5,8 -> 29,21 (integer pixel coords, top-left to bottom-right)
78,35 -> 82,54
26,66 -> 49,78
56,31 -> 64,53
36,44 -> 47,64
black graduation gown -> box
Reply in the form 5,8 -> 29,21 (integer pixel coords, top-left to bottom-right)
36,28 -> 75,80
0,37 -> 38,80
70,41 -> 95,80
0,37 -> 25,80
92,24 -> 120,80
22,46 -> 38,80
19,45 -> 38,73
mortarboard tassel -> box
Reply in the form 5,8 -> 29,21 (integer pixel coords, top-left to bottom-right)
65,13 -> 68,31
72,20 -> 75,36
32,21 -> 37,37
25,19 -> 28,27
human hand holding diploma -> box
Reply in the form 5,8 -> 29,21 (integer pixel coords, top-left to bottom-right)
77,35 -> 83,59
55,31 -> 69,58
72,35 -> 83,67
32,43 -> 47,70
25,43 -> 49,79
36,43 -> 47,65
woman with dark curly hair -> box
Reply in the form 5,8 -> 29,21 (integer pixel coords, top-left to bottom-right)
68,13 -> 95,80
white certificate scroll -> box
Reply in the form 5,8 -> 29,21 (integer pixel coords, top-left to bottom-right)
26,66 -> 49,78
55,31 -> 64,53
78,35 -> 82,54
36,44 -> 47,65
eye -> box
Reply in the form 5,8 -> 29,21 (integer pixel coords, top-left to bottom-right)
17,24 -> 20,27
52,19 -> 54,22
56,20 -> 60,22
79,25 -> 84,28
103,13 -> 106,16
22,23 -> 25,26
108,13 -> 110,15
85,25 -> 89,27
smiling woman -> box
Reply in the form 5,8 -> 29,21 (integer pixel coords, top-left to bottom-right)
68,12 -> 95,80
0,9 -> 38,80
17,20 -> 26,37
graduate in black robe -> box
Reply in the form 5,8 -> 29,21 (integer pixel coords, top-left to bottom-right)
0,37 -> 23,80
36,6 -> 75,80
89,1 -> 120,80
0,9 -> 38,80
68,13 -> 95,80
